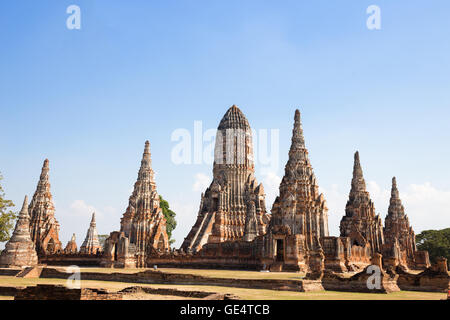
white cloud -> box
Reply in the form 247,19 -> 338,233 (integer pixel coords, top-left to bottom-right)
261,171 -> 281,210
320,184 -> 348,236
401,182 -> 450,233
69,200 -> 97,217
170,201 -> 197,248
192,173 -> 210,192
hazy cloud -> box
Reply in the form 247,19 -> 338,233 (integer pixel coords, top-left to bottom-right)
192,173 -> 210,192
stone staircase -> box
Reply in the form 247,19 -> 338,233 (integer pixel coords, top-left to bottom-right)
269,262 -> 283,272
191,212 -> 216,251
15,266 -> 44,278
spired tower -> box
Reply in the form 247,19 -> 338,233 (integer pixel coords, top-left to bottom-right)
383,177 -> 416,265
120,141 -> 169,262
64,233 -> 78,254
79,212 -> 102,254
0,196 -> 38,267
181,105 -> 270,252
266,110 -> 329,272
28,159 -> 62,255
339,152 -> 384,255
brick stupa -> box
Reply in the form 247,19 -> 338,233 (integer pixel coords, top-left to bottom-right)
0,196 -> 38,268
383,177 -> 416,266
28,159 -> 62,255
64,233 -> 78,254
120,141 -> 170,264
267,110 -> 329,273
181,105 -> 270,252
80,213 -> 102,254
339,152 -> 384,255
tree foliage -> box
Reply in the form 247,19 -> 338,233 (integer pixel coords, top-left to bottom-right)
0,173 -> 17,243
97,234 -> 109,249
416,228 -> 450,266
159,195 -> 177,245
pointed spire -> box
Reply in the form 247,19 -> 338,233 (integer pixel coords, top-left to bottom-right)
292,109 -> 305,149
0,195 -> 38,267
90,212 -> 96,225
36,159 -> 50,191
350,151 -> 366,193
71,233 -> 76,241
388,176 -> 404,217
138,140 -> 154,181
142,140 -> 151,163
19,195 -> 29,218
80,212 -> 102,254
391,177 -> 399,198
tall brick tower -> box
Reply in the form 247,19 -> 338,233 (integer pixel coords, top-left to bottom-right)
120,141 -> 169,265
383,177 -> 416,265
181,105 -> 269,251
339,152 -> 384,255
29,159 -> 62,255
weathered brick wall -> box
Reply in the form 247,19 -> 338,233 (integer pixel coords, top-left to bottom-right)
40,254 -> 102,266
14,285 -> 122,300
0,286 -> 26,296
40,267 -> 304,291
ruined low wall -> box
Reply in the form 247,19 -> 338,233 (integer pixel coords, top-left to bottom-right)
118,286 -> 240,299
397,270 -> 450,293
14,284 -> 122,300
40,267 -> 322,292
40,254 -> 102,266
321,269 -> 400,294
0,268 -> 22,276
0,286 -> 26,296
147,256 -> 265,271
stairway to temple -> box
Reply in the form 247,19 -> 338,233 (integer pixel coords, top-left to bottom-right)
190,212 -> 216,251
15,266 -> 44,278
269,262 -> 283,272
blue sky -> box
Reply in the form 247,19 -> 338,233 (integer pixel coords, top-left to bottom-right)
1,1 -> 450,247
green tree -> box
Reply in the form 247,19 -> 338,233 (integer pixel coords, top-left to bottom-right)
416,228 -> 450,267
97,234 -> 109,249
159,195 -> 177,245
0,173 -> 17,243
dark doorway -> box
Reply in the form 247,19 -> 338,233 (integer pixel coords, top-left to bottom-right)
212,197 -> 219,211
113,243 -> 118,261
276,239 -> 284,262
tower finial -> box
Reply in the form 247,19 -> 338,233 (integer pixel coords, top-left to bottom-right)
350,151 -> 366,193
19,195 -> 29,217
291,109 -> 305,149
91,212 -> 96,224
391,176 -> 400,199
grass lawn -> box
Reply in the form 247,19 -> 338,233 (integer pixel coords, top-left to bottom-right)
0,276 -> 446,300
78,267 -> 306,280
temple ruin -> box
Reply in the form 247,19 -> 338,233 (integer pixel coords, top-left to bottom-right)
64,234 -> 78,254
261,109 -> 329,273
0,196 -> 38,268
339,152 -> 384,256
79,213 -> 102,255
3,105 -> 445,295
102,141 -> 170,268
181,105 -> 270,252
28,159 -> 62,255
